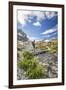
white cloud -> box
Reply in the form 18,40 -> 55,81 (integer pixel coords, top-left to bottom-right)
18,11 -> 27,25
45,11 -> 57,19
27,35 -> 41,41
18,10 -> 45,26
42,28 -> 57,35
42,34 -> 51,38
33,11 -> 45,21
27,35 -> 37,41
45,39 -> 50,42
18,10 -> 57,27
33,21 -> 41,26
53,32 -> 57,35
28,19 -> 32,23
18,10 -> 32,26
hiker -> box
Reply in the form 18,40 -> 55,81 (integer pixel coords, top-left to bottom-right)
32,40 -> 35,52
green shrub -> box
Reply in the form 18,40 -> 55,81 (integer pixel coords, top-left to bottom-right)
26,64 -> 44,79
17,51 -> 45,79
23,51 -> 34,59
18,56 -> 38,71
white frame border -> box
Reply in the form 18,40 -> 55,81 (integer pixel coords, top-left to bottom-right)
13,5 -> 62,85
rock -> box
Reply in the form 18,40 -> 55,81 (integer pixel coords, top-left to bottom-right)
17,68 -> 28,80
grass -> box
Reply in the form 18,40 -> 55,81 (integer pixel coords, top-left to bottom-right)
36,40 -> 57,54
17,51 -> 46,79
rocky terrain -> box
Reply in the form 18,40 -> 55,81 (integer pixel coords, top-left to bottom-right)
17,29 -> 58,80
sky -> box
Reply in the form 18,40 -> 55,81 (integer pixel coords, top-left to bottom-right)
17,10 -> 58,42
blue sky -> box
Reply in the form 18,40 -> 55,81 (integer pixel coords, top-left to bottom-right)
17,10 -> 58,42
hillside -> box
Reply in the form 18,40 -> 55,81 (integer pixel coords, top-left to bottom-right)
17,29 -> 28,42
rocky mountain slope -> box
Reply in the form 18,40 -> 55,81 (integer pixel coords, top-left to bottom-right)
17,29 -> 28,42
